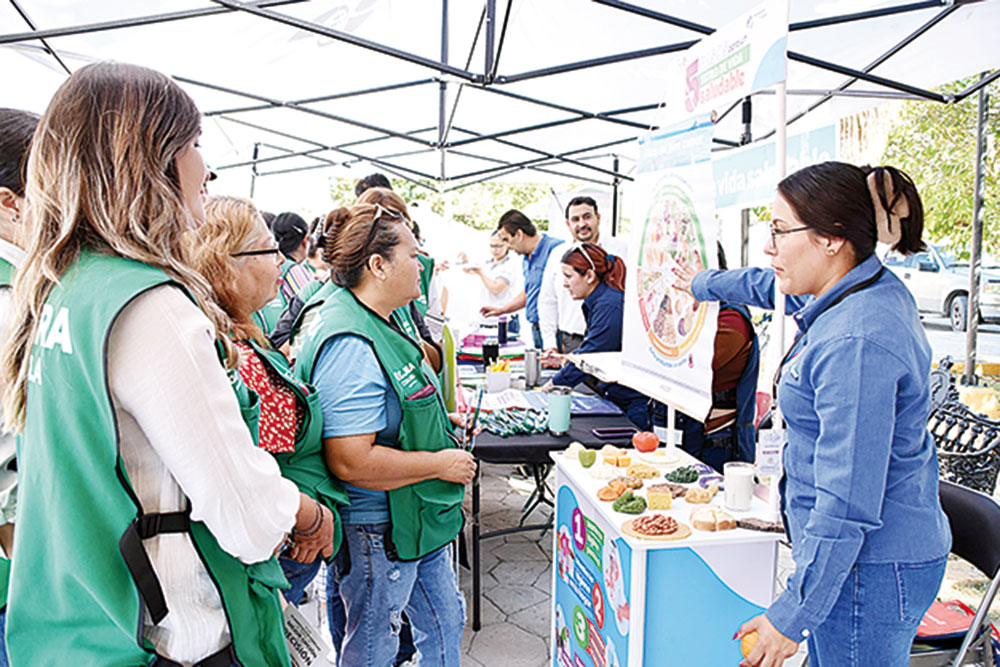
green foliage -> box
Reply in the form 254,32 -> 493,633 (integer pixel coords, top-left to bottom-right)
326,176 -> 551,230
882,76 -> 999,257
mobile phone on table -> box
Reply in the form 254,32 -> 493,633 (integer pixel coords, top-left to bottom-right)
591,426 -> 638,439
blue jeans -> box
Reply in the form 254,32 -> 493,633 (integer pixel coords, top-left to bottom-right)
331,523 -> 465,667
279,556 -> 322,606
530,322 -> 543,349
805,556 -> 946,666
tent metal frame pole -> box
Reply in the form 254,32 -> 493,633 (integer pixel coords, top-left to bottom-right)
202,78 -> 437,117
439,0 -> 449,180
964,72 -> 990,385
752,88 -> 931,100
249,142 -> 259,198
8,0 -> 72,74
216,115 -> 441,183
955,69 -> 1000,102
591,0 -> 966,34
445,102 -> 658,149
790,0 -> 979,30
787,51 -> 946,101
175,75 -> 438,148
208,0 -> 482,82
489,0 -> 514,82
441,5 -> 486,148
446,131 -> 633,182
590,0 -> 713,34
218,145 -> 336,170
753,4 -> 961,143
0,0 -> 305,44
611,155 -> 620,237
497,40 -> 697,84
485,0 -> 496,79
472,86 -> 656,130
260,143 -> 340,168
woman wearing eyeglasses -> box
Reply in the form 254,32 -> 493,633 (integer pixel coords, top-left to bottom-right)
0,62 -> 330,666
290,202 -> 474,667
540,243 -> 650,429
674,162 -> 950,667
188,195 -> 348,605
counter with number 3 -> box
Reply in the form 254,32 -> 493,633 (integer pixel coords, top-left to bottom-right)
551,442 -> 784,666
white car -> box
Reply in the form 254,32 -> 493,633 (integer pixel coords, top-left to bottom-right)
884,244 -> 1000,332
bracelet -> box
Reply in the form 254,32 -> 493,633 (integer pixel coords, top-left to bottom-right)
292,499 -> 324,537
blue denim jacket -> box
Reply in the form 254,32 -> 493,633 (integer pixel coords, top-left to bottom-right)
692,254 -> 950,640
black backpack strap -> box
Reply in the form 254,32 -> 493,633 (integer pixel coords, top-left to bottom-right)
118,510 -> 191,625
151,642 -> 238,667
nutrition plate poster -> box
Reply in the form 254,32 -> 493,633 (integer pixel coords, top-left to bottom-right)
622,114 -> 718,420
553,484 -> 631,667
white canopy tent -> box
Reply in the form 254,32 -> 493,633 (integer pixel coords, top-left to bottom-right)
2,0 -> 997,217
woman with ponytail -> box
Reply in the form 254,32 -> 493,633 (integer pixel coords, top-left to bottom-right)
0,62 -> 331,666
541,242 -> 650,428
674,162 -> 950,667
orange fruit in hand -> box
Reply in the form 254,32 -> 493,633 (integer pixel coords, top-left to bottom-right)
741,630 -> 759,658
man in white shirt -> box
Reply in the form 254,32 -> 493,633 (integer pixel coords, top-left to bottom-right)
538,196 -> 629,363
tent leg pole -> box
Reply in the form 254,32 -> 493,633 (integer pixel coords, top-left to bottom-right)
964,71 -> 989,385
612,155 -> 620,237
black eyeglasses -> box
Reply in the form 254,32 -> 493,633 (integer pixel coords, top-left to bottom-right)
231,246 -> 281,258
769,223 -> 810,245
361,203 -> 408,256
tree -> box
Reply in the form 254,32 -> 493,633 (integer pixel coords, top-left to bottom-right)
882,75 -> 998,257
326,175 -> 552,230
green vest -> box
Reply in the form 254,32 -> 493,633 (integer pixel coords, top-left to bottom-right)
255,259 -> 299,333
414,254 -> 434,317
244,339 -> 348,556
0,257 -> 13,288
12,252 -> 290,666
293,287 -> 464,560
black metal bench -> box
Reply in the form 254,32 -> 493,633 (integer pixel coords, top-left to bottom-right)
928,357 -> 1000,496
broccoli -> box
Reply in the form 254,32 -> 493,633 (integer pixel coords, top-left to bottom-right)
612,491 -> 647,514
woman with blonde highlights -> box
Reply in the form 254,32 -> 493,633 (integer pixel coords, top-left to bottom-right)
290,202 -> 473,667
189,195 -> 347,604
0,62 -> 330,666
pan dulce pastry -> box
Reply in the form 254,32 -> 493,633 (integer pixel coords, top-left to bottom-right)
630,513 -> 679,536
684,484 -> 718,504
612,475 -> 643,490
625,463 -> 658,479
646,485 -> 672,510
690,507 -> 736,531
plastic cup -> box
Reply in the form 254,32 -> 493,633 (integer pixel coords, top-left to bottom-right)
548,387 -> 572,436
724,462 -> 755,511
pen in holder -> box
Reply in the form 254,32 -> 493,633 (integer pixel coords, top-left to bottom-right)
547,386 -> 572,436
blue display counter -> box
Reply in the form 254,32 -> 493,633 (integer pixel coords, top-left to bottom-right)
551,450 -> 781,666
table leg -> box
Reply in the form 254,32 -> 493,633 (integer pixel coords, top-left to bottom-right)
519,463 -> 554,525
472,460 -> 482,631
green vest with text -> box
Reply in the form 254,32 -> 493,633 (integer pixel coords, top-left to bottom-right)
293,286 -> 464,560
10,252 -> 290,666
246,339 -> 349,556
414,254 -> 434,317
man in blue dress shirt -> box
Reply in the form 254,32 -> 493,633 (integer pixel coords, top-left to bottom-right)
481,209 -> 563,349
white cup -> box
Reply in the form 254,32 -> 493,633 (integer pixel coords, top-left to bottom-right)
724,462 -> 755,511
